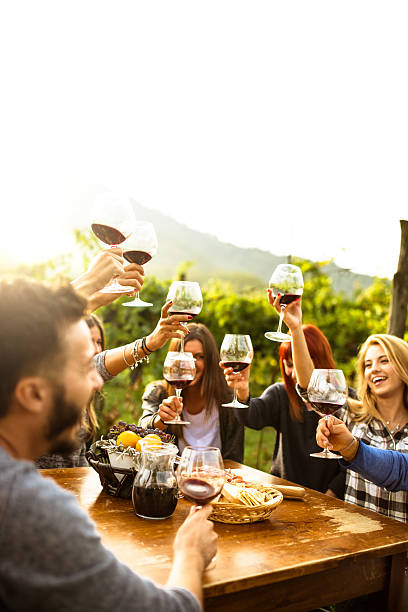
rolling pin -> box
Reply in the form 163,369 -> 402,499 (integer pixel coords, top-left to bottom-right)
270,484 -> 305,500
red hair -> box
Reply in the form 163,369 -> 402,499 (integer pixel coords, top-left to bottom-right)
279,324 -> 336,421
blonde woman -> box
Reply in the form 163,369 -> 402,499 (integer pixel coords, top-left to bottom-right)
270,290 -> 408,524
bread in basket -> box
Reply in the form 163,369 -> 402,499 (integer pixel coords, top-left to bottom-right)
210,480 -> 283,524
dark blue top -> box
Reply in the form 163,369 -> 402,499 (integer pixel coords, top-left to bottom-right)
340,440 -> 408,492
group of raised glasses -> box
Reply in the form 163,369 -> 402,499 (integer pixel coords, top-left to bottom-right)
0,248 -> 407,612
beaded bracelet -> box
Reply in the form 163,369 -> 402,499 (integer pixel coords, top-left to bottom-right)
130,338 -> 150,370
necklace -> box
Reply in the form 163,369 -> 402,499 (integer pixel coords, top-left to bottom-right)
385,420 -> 401,435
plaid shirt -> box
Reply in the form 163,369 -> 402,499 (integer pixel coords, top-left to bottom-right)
297,385 -> 408,523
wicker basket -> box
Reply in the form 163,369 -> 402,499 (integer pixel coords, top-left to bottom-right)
86,443 -> 138,499
210,488 -> 283,524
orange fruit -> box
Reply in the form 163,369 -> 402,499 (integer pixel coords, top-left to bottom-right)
137,434 -> 162,452
116,431 -> 141,449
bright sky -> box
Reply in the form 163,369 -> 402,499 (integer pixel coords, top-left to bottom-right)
1,1 -> 407,278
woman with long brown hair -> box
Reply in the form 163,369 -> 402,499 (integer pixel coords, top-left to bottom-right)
139,322 -> 244,461
222,324 -> 353,496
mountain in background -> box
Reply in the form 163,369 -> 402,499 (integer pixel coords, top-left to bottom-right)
126,201 -> 376,295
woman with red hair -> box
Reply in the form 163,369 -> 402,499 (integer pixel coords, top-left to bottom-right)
221,324 -> 354,497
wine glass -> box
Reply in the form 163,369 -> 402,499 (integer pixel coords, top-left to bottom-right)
177,446 -> 225,570
220,334 -> 253,408
162,351 -> 196,425
122,221 -> 158,307
307,369 -> 347,459
166,281 -> 203,351
90,193 -> 136,294
264,263 -> 304,342
177,446 -> 225,508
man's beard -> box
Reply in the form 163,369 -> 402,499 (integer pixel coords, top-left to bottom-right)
46,383 -> 88,456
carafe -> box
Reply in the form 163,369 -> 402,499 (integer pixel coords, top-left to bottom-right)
132,443 -> 179,519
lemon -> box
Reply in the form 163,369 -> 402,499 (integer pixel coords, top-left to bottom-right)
137,434 -> 162,452
116,431 -> 141,449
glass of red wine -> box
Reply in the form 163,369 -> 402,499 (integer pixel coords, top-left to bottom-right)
264,263 -> 304,342
307,369 -> 347,459
166,281 -> 203,351
177,446 -> 225,508
162,351 -> 196,425
121,221 -> 158,307
220,334 -> 253,408
177,446 -> 225,570
90,193 -> 136,294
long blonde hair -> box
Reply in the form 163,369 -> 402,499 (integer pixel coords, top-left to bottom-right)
348,334 -> 408,423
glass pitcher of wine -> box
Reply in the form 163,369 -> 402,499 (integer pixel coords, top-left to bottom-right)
132,443 -> 179,520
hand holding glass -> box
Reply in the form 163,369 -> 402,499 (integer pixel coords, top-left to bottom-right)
265,264 -> 304,342
166,281 -> 203,351
90,193 -> 136,294
220,334 -> 253,408
307,369 -> 347,459
162,351 -> 196,425
122,221 -> 158,307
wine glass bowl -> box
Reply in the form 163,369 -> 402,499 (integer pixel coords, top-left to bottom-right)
90,193 -> 137,294
265,263 -> 304,342
177,447 -> 225,508
162,351 -> 196,425
166,281 -> 203,350
121,221 -> 158,307
307,369 -> 347,459
220,334 -> 253,408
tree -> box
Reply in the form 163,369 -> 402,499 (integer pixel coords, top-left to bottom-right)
387,220 -> 408,338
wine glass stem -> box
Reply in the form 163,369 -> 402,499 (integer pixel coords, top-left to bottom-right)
180,334 -> 185,352
232,385 -> 238,406
277,306 -> 286,334
175,389 -> 182,421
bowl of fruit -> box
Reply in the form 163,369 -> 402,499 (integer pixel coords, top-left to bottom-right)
86,421 -> 174,498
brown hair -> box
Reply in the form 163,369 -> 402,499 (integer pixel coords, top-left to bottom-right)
0,278 -> 87,417
279,324 -> 336,421
84,315 -> 106,438
86,313 -> 106,352
348,334 -> 408,423
164,323 -> 232,438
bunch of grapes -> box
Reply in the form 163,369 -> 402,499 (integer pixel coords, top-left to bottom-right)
106,421 -> 173,443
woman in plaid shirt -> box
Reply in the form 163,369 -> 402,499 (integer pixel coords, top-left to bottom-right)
268,289 -> 408,524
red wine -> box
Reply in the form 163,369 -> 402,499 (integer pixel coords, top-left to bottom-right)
169,310 -> 199,317
310,401 -> 346,416
180,478 -> 220,505
271,290 -> 300,305
222,361 -> 250,373
132,484 -> 178,519
164,377 -> 194,389
91,223 -> 127,245
123,250 -> 152,265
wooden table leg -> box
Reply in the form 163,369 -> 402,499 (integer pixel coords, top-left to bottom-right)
387,552 -> 406,612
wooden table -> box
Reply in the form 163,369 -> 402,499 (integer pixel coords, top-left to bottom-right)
42,462 -> 408,612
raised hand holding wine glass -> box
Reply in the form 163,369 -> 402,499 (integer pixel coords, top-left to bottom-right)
90,193 -> 136,294
265,264 -> 304,342
220,334 -> 253,408
162,351 -> 196,425
122,221 -> 158,307
307,369 -> 348,459
166,281 -> 203,351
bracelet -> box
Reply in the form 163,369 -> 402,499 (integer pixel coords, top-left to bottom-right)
129,339 -> 150,370
122,345 -> 134,368
339,436 -> 358,455
142,336 -> 153,355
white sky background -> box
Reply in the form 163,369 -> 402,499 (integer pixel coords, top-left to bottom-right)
0,1 -> 407,278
